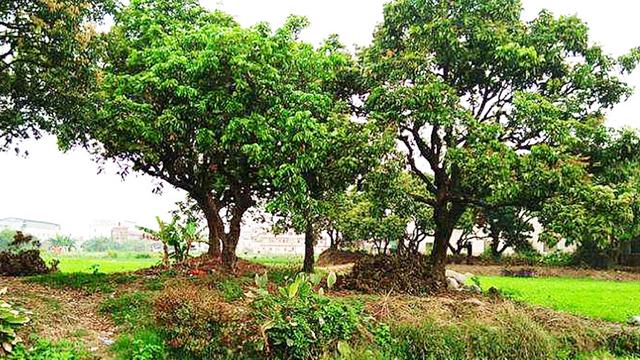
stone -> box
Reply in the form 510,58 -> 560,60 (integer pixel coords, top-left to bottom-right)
463,298 -> 484,306
628,316 -> 640,326
446,277 -> 460,290
445,269 -> 468,285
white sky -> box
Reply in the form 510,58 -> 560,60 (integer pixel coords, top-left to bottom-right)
0,0 -> 638,237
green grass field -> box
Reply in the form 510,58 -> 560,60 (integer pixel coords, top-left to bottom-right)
44,252 -> 160,273
479,276 -> 640,323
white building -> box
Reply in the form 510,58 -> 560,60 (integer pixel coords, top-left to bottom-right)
238,224 -> 330,256
0,217 -> 61,240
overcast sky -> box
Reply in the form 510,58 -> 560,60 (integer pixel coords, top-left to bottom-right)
1,0 -> 639,237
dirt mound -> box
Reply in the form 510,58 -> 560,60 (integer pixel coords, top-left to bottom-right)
341,254 -> 437,295
316,249 -> 366,266
136,254 -> 266,277
0,249 -> 53,276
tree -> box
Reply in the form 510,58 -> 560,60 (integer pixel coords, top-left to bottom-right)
539,128 -> 640,267
363,0 -> 638,286
328,161 -> 435,257
0,0 -> 113,151
264,34 -> 382,271
61,0 -> 365,270
49,234 -> 76,252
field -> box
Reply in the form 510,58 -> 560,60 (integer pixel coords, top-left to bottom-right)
479,276 -> 640,323
43,252 -> 161,273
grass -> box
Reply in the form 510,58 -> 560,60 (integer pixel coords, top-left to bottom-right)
240,254 -> 304,266
27,272 -> 137,293
44,252 -> 160,273
479,276 -> 640,323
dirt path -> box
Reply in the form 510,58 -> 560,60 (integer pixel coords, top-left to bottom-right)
0,276 -> 117,359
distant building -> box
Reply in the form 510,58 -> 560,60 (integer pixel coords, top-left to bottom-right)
110,222 -> 144,243
0,217 -> 61,240
238,226 -> 330,255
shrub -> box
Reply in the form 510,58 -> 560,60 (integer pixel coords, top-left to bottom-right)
0,288 -> 30,355
342,254 -> 436,295
254,273 -> 366,360
154,283 -> 258,359
541,252 -> 575,267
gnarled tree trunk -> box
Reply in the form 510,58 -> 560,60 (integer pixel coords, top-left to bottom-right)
430,201 -> 465,288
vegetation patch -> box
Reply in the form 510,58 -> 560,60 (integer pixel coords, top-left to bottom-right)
27,272 -> 136,294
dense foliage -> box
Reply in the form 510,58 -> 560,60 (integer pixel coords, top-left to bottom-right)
0,0 -> 113,151
361,0 -> 640,284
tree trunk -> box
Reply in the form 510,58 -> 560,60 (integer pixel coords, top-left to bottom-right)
430,203 -> 465,288
490,230 -> 501,259
303,222 -> 315,273
197,194 -> 222,257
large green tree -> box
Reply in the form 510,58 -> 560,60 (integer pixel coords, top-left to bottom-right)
61,0 -> 363,269
363,0 -> 638,285
263,35 -> 382,271
540,128 -> 640,267
0,0 -> 113,151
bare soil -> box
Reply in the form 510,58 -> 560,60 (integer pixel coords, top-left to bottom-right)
0,276 -> 116,359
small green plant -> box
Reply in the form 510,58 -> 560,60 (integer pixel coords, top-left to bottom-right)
0,288 -> 30,355
217,279 -> 244,302
89,264 -> 101,275
100,292 -> 153,328
254,273 -> 364,359
112,329 -> 168,360
7,338 -> 88,359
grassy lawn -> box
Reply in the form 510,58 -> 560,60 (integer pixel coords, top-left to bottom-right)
479,276 -> 640,323
43,252 -> 160,273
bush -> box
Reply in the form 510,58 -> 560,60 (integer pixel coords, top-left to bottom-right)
342,254 -> 436,295
154,283 -> 258,359
606,328 -> 640,356
254,273 -> 366,360
541,251 -> 575,267
0,249 -> 52,276
0,288 -> 30,355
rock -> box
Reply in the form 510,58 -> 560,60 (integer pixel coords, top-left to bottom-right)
628,316 -> 640,326
446,269 -> 468,285
463,298 -> 484,306
99,336 -> 114,346
446,277 -> 460,290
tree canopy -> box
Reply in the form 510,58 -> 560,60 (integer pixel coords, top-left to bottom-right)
60,0 -> 372,269
363,0 -> 640,284
0,0 -> 113,152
